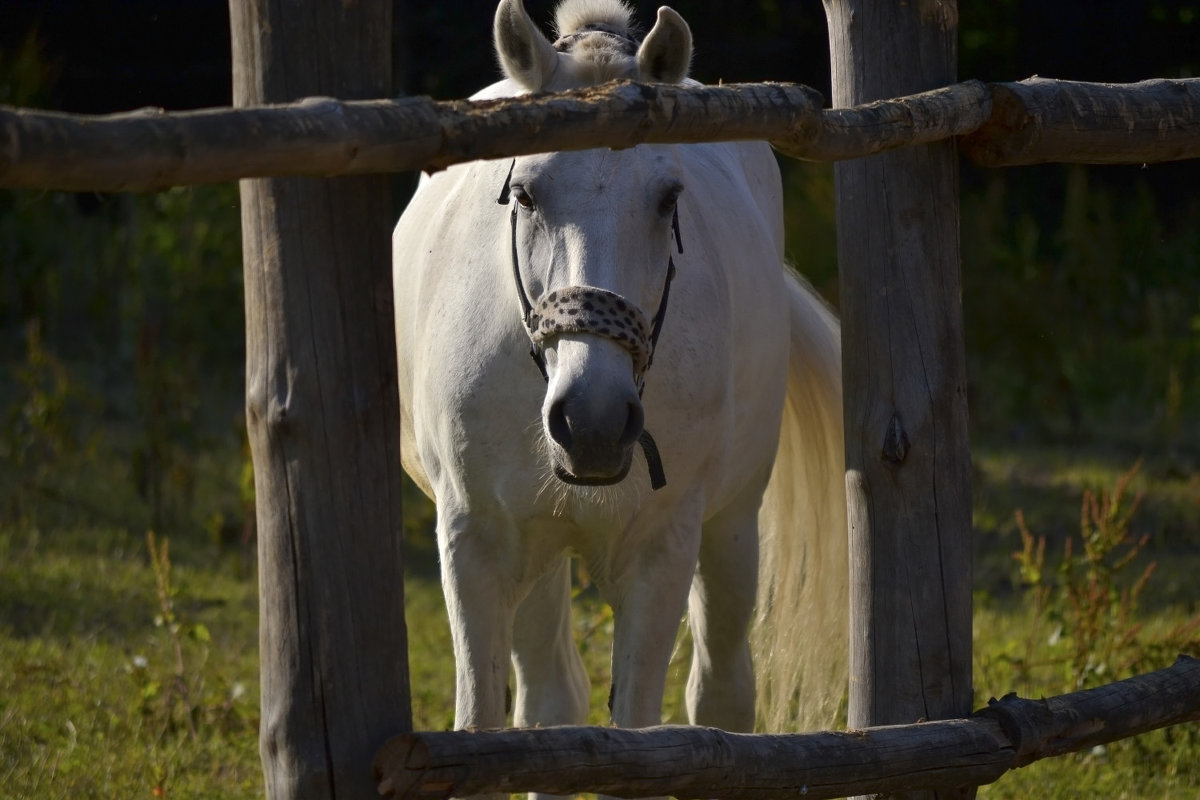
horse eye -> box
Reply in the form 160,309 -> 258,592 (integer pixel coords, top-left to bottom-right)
513,187 -> 535,209
659,186 -> 683,216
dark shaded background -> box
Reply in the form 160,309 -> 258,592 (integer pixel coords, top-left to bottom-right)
2,1 -> 1190,107
3,1 -> 1198,109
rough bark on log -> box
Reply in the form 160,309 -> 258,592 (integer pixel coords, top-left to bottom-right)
0,81 -> 823,192
962,77 -> 1200,166
4,77 -> 1198,193
373,657 -> 1200,800
777,80 -> 990,162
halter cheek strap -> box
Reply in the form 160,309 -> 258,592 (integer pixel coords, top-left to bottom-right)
498,160 -> 680,489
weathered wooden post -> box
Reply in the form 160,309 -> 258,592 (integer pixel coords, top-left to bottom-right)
229,2 -> 411,798
822,1 -> 974,798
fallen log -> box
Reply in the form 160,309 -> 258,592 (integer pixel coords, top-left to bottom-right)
374,655 -> 1200,800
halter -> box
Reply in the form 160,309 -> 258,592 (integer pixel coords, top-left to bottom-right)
551,24 -> 641,56
497,159 -> 682,490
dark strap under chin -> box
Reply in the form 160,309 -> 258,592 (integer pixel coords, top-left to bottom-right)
638,431 -> 667,490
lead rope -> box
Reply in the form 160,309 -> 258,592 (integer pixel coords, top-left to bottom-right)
497,159 -> 676,490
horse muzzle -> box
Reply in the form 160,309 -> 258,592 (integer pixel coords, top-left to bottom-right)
542,345 -> 645,486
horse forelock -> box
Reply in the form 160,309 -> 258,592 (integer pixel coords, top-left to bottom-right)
553,0 -> 635,38
550,0 -> 642,84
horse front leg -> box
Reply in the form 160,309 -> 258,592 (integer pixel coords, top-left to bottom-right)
688,491 -> 761,732
512,556 -> 590,728
513,556 -> 590,800
604,519 -> 701,729
437,513 -> 516,733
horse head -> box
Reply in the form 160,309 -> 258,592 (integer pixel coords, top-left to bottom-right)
493,0 -> 692,488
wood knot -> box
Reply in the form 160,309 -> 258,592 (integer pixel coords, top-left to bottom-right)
881,414 -> 909,465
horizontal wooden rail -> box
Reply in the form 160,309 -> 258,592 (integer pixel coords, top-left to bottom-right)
2,77 -> 1198,193
1,81 -> 830,192
961,77 -> 1200,166
374,655 -> 1200,800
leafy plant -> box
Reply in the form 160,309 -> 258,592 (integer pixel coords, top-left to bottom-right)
1014,463 -> 1155,689
977,461 -> 1200,796
1005,462 -> 1200,692
128,532 -> 257,796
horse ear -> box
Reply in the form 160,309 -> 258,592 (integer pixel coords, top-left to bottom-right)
636,6 -> 692,84
494,0 -> 559,92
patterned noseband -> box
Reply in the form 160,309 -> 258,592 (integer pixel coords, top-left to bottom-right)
528,285 -> 654,376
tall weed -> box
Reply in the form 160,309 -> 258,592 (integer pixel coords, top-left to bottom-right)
978,462 -> 1200,795
1001,462 -> 1200,693
131,532 -> 257,795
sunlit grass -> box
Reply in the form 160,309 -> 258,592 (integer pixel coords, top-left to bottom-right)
976,594 -> 1200,799
0,527 -> 260,799
2,448 -> 1198,799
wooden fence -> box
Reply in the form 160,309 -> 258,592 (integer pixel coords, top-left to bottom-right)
3,2 -> 1200,798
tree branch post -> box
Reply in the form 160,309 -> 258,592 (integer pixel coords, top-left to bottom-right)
229,2 -> 410,798
823,1 -> 974,798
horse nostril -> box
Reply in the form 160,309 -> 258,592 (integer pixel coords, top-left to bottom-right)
547,395 -> 642,453
620,401 -> 644,449
547,398 -> 573,450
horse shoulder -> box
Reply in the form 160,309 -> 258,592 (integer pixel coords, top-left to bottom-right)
394,161 -> 518,501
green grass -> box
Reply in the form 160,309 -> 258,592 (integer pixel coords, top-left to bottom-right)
972,448 -> 1200,798
2,448 -> 1198,799
0,527 -> 260,799
974,599 -> 1200,799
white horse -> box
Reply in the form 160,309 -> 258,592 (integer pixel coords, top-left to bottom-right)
394,0 -> 847,743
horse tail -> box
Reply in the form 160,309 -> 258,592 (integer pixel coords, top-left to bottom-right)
753,268 -> 848,732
